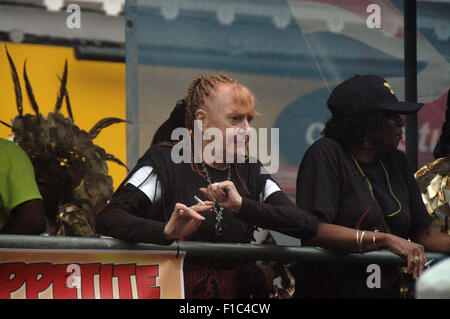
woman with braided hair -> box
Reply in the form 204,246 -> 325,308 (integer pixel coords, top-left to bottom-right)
96,74 -> 318,298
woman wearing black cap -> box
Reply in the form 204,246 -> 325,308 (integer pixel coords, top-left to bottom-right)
295,75 -> 450,298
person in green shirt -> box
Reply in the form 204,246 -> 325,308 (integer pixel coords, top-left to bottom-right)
0,138 -> 46,234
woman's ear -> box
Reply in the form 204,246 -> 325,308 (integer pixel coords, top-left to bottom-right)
195,108 -> 207,132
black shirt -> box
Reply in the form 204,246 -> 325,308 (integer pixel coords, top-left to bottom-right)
97,145 -> 318,244
294,137 -> 432,298
296,137 -> 432,237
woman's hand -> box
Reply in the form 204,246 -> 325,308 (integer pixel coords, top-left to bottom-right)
199,181 -> 242,213
163,201 -> 213,240
380,233 -> 428,280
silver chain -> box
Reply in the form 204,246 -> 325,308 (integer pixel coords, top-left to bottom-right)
201,162 -> 231,235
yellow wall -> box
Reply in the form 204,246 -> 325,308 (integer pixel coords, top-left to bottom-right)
0,42 -> 127,190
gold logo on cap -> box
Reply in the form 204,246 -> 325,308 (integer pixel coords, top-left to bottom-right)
384,82 -> 394,95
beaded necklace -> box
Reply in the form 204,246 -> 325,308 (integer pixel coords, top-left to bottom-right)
350,154 -> 402,217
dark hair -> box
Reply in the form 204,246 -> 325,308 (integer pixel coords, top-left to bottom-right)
323,110 -> 401,146
151,99 -> 187,146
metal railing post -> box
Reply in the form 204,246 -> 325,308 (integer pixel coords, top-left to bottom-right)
404,0 -> 419,171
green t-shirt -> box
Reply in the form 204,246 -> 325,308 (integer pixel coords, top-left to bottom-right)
0,138 -> 42,231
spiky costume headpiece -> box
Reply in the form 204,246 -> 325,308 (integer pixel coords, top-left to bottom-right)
1,47 -> 128,235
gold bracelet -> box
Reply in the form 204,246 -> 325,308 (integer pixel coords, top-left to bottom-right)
356,230 -> 360,253
372,233 -> 377,250
373,229 -> 379,250
360,231 -> 366,254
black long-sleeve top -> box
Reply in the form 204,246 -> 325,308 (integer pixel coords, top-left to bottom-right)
96,145 -> 318,245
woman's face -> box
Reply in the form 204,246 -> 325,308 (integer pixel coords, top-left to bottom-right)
373,111 -> 405,152
195,83 -> 256,162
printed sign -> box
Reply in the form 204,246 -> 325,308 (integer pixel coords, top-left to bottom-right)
0,248 -> 185,299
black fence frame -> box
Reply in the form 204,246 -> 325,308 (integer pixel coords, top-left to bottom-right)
0,235 -> 447,267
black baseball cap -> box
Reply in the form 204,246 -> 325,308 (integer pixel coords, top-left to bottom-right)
327,74 -> 424,117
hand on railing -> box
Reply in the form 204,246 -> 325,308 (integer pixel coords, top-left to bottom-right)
379,233 -> 427,280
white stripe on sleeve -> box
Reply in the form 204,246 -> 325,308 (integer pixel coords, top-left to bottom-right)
127,166 -> 162,203
259,179 -> 282,202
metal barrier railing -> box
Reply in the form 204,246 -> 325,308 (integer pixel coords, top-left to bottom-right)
0,234 -> 448,266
